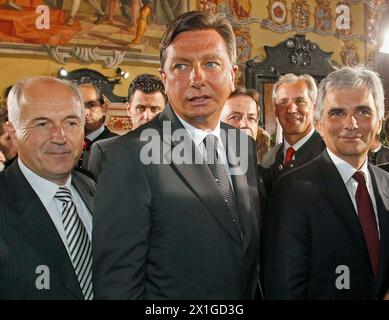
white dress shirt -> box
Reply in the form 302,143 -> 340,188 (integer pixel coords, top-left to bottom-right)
86,125 -> 105,142
176,114 -> 233,186
283,127 -> 315,163
18,159 -> 93,255
327,148 -> 380,237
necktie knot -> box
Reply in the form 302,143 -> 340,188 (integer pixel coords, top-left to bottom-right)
54,186 -> 72,203
353,171 -> 366,185
204,134 -> 219,165
83,138 -> 92,151
284,147 -> 295,165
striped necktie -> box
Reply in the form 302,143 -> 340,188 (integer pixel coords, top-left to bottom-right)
55,186 -> 93,300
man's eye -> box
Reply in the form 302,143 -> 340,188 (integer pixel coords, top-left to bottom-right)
248,117 -> 258,123
35,122 -> 48,127
229,115 -> 240,121
356,109 -> 371,117
329,111 -> 344,118
136,106 -> 146,113
206,62 -> 219,69
296,99 -> 307,106
174,64 -> 187,71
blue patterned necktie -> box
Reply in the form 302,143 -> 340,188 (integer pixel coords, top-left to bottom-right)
55,186 -> 93,300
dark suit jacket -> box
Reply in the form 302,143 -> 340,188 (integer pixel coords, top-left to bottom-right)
370,144 -> 389,165
260,131 -> 325,195
0,161 -> 95,299
93,104 -> 260,299
87,136 -> 119,180
263,150 -> 389,299
78,126 -> 118,171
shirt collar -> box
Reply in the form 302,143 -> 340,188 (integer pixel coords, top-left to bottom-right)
86,125 -> 105,142
326,148 -> 369,185
18,158 -> 72,207
284,127 -> 315,152
175,113 -> 222,148
371,143 -> 382,153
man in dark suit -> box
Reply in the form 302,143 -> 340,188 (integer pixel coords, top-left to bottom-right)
260,73 -> 325,194
0,105 -> 17,169
87,74 -> 167,180
77,83 -> 117,172
368,133 -> 389,165
93,11 -> 260,299
263,66 -> 389,299
0,76 -> 95,299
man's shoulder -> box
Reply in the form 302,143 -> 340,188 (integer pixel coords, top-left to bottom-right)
276,151 -> 326,185
261,143 -> 282,169
93,136 -> 119,151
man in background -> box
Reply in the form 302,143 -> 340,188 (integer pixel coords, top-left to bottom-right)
87,73 -> 167,180
77,83 -> 117,173
263,66 -> 389,299
260,73 -> 325,194
0,106 -> 17,169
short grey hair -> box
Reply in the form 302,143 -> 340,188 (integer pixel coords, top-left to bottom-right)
316,65 -> 385,120
7,76 -> 85,129
272,73 -> 318,105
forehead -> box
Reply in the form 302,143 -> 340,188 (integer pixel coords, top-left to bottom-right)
79,85 -> 98,100
21,81 -> 82,117
276,80 -> 310,98
165,29 -> 230,62
226,95 -> 257,112
323,87 -> 375,110
132,90 -> 165,106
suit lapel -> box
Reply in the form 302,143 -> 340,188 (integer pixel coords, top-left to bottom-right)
72,173 -> 94,215
224,126 -> 253,252
160,106 -> 243,246
319,151 -> 373,275
7,163 -> 83,299
369,166 -> 389,296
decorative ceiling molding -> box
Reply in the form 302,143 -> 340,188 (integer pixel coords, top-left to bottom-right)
0,43 -> 160,68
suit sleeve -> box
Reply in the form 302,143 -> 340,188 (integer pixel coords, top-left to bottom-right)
92,140 -> 152,299
88,143 -> 104,181
262,177 -> 311,299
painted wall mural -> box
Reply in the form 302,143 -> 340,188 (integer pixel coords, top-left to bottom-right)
0,0 -> 387,68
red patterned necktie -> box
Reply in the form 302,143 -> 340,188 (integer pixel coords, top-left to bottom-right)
83,138 -> 92,151
284,147 -> 295,165
353,171 -> 380,278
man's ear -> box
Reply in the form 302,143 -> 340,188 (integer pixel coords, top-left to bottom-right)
5,121 -> 18,147
230,65 -> 238,91
126,102 -> 131,118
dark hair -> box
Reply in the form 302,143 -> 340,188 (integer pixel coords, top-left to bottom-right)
0,106 -> 8,135
128,74 -> 167,103
78,82 -> 105,105
159,11 -> 236,69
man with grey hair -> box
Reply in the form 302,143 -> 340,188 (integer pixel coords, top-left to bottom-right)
260,73 -> 325,194
0,76 -> 95,299
263,66 -> 389,299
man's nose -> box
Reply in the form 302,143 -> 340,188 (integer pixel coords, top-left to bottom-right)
50,125 -> 67,144
239,116 -> 249,128
189,65 -> 205,88
286,102 -> 298,113
344,114 -> 358,130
